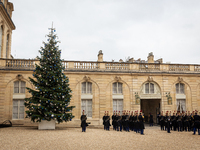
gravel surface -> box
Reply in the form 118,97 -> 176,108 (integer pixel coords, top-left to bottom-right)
0,126 -> 200,150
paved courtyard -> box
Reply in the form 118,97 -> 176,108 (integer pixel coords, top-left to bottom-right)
0,125 -> 200,150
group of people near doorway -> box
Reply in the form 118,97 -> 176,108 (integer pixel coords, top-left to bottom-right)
103,110 -> 145,135
157,110 -> 200,135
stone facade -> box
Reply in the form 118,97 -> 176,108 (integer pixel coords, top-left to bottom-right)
0,1 -> 200,126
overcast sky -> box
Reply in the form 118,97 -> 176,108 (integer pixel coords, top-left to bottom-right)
11,0 -> 200,64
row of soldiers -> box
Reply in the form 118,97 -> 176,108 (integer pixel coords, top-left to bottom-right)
103,110 -> 145,135
158,111 -> 200,134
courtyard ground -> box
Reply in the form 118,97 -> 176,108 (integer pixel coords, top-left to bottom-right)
0,125 -> 200,150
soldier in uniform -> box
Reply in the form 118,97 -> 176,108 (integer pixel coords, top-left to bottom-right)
138,110 -> 145,135
112,111 -> 116,130
103,111 -> 107,130
81,110 -> 87,132
171,111 -> 176,131
165,111 -> 171,133
105,111 -> 111,131
122,111 -> 126,131
160,112 -> 165,130
116,111 -> 122,131
129,111 -> 134,131
125,111 -> 130,132
177,112 -> 183,132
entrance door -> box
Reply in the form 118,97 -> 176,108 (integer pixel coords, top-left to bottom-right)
140,99 -> 160,123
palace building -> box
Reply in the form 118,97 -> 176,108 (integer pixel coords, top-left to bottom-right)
0,0 -> 200,126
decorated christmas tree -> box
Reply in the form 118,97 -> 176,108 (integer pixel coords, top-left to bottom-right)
24,26 -> 75,124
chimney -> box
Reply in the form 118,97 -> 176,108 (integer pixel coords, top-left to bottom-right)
97,50 -> 103,62
147,52 -> 154,63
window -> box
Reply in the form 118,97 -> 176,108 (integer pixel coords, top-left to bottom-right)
14,81 -> 26,93
176,99 -> 186,113
113,99 -> 123,115
13,100 -> 24,119
6,34 -> 9,58
81,100 -> 92,117
82,82 -> 92,94
0,26 -> 2,58
145,83 -> 154,94
176,83 -> 184,94
113,82 -> 123,94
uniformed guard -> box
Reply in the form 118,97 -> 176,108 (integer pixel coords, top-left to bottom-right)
117,111 -> 122,131
125,111 -> 130,132
171,111 -> 176,131
129,111 -> 134,131
177,112 -> 183,132
165,111 -> 171,133
138,110 -> 145,135
112,111 -> 116,130
103,111 -> 106,130
160,111 -> 165,130
81,110 -> 87,132
122,111 -> 126,131
105,111 -> 111,131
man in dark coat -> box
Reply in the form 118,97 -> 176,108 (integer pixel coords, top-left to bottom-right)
193,112 -> 200,135
81,110 -> 87,132
112,111 -> 116,130
165,112 -> 171,133
149,113 -> 153,126
138,111 -> 145,135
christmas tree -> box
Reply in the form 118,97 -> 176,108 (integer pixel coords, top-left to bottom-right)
24,26 -> 75,124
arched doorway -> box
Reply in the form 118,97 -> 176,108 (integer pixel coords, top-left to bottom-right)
140,81 -> 161,123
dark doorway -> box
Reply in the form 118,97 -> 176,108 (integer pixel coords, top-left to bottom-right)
140,99 -> 160,123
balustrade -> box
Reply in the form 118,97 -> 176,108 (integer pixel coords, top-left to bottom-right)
74,62 -> 99,69
169,64 -> 190,71
105,63 -> 129,70
139,63 -> 160,71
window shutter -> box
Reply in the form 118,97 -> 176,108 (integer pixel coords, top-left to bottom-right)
150,83 -> 154,93
118,83 -> 123,94
82,82 -> 86,94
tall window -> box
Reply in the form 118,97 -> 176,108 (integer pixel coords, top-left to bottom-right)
13,100 -> 24,119
6,34 -> 9,58
14,81 -> 26,93
113,99 -> 123,115
82,82 -> 92,94
176,83 -> 184,94
0,26 -> 2,58
81,100 -> 92,117
145,83 -> 154,94
113,82 -> 123,94
176,99 -> 186,112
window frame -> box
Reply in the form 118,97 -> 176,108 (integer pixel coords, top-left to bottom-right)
14,81 -> 26,94
113,82 -> 123,94
145,82 -> 154,94
176,83 -> 185,94
12,99 -> 25,120
82,82 -> 92,94
81,99 -> 92,118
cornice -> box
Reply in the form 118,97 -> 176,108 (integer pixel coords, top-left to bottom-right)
0,2 -> 15,30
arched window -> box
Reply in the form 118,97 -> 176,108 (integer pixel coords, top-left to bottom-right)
145,83 -> 154,94
176,83 -> 184,94
14,81 -> 26,93
6,34 -> 9,58
82,82 -> 92,94
0,26 -> 3,58
113,82 -> 123,94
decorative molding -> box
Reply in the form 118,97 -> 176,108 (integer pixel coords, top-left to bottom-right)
16,74 -> 23,80
114,76 -> 121,82
147,76 -> 153,82
83,75 -> 91,82
177,77 -> 183,83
